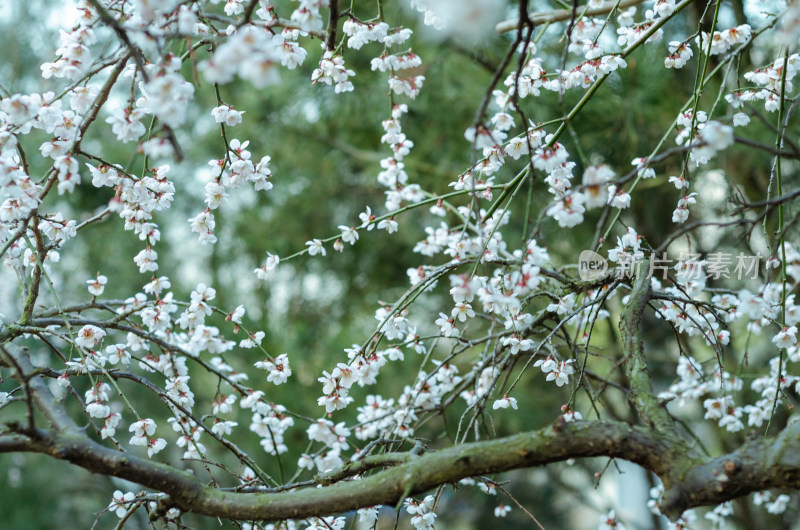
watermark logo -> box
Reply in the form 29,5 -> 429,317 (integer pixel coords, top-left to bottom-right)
576,250 -> 766,281
578,250 -> 608,281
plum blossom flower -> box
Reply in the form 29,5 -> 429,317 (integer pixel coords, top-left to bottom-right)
534,357 -> 575,387
405,495 -> 437,530
494,504 -> 512,517
86,274 -> 107,296
254,252 -> 280,280
226,305 -> 245,324
86,401 -> 110,419
147,437 -> 167,457
607,185 -> 631,209
501,334 -> 533,354
138,71 -> 195,128
582,165 -> 613,208
101,413 -> 121,439
338,226 -> 359,245
359,206 -> 377,229
133,247 -> 158,273
108,490 -> 135,518
732,112 -> 750,127
389,75 -> 425,99
378,217 -> 399,233
492,395 -> 518,410
255,353 -> 292,385
766,494 -> 791,514
478,481 -> 497,495
211,420 -> 238,436
547,192 -> 585,228
435,312 -> 459,338
599,509 -> 626,530
75,325 -> 106,349
239,331 -> 265,349
608,227 -> 643,264
343,19 -> 389,49
213,394 -> 237,415
211,104 -> 244,126
668,175 -> 689,189
312,50 -> 355,93
664,41 -> 693,69
505,136 -> 529,160
105,106 -> 146,142
451,302 -> 475,322
692,121 -> 734,165
306,239 -> 326,256
773,326 -> 798,349
129,418 -> 157,441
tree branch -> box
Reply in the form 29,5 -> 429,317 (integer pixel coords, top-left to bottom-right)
85,0 -> 148,81
0,432 -> 34,452
7,414 -> 800,522
3,345 -> 79,433
6,420 -> 670,520
619,260 -> 679,436
660,421 -> 800,519
496,0 -> 648,34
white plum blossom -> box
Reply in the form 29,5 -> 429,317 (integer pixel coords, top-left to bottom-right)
599,509 -> 626,530
405,495 -> 437,530
86,274 -> 107,296
494,504 -> 512,517
211,104 -> 244,126
108,490 -> 135,518
312,50 -> 355,93
133,247 -> 158,273
105,106 -> 146,142
75,325 -> 106,349
306,239 -> 326,256
773,326 -> 798,349
255,353 -> 292,385
732,112 -> 750,127
138,71 -> 195,128
492,395 -> 518,410
338,225 -> 359,245
254,252 -> 279,280
129,418 -> 157,446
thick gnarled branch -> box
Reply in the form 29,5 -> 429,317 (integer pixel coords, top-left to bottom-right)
2,420 -> 670,520
3,414 -> 800,523
619,259 -> 680,436
659,421 -> 800,519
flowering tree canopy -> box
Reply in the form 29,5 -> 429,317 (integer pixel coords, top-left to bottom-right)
1,0 -> 799,528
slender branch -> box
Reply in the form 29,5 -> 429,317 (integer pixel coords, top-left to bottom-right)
85,1 -> 148,81
2,345 -> 79,433
735,135 -> 800,158
75,53 -> 130,153
241,0 -> 260,25
496,0 -> 648,33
